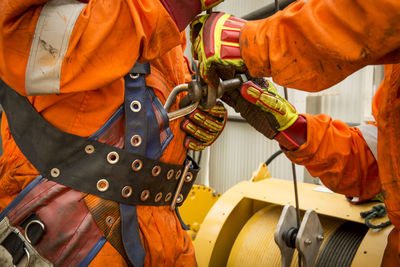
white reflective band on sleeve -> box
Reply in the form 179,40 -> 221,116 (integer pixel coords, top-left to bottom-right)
25,0 -> 86,95
357,124 -> 378,160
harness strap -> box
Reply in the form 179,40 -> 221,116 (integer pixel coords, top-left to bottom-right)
130,62 -> 151,74
0,79 -> 199,206
1,231 -> 25,265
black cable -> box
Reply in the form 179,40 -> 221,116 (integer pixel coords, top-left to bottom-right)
197,150 -> 202,165
284,87 -> 289,99
242,0 -> 296,20
275,0 -> 280,12
292,163 -> 300,228
265,150 -> 283,166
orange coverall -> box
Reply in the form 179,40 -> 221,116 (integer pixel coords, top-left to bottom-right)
239,0 -> 400,265
0,0 -> 195,266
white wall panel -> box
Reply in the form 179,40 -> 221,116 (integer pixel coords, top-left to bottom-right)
315,66 -> 375,124
208,120 -> 304,193
215,0 -> 275,17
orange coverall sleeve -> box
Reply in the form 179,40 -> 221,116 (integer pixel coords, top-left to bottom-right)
284,114 -> 380,200
240,0 -> 400,91
0,0 -> 183,95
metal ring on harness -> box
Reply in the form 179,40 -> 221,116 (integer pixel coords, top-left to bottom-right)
12,247 -> 31,267
85,145 -> 95,154
130,100 -> 141,112
131,159 -> 143,171
129,73 -> 140,80
97,179 -> 109,192
167,169 -> 174,180
130,135 -> 142,147
107,151 -> 120,164
50,168 -> 60,178
121,186 -> 133,198
152,166 -> 161,176
24,220 -> 45,244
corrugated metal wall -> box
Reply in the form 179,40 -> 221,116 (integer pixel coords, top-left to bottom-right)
185,1 -> 381,193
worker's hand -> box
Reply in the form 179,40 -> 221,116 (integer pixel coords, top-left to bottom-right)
190,12 -> 247,88
160,0 -> 224,31
241,79 -> 298,131
181,101 -> 227,151
222,79 -> 306,151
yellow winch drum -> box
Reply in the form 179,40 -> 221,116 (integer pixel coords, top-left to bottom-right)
192,178 -> 392,267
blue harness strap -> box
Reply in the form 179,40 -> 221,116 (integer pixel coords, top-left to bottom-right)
121,62 -> 173,267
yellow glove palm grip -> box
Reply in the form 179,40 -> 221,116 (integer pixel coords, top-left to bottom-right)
181,101 -> 227,151
241,80 -> 298,131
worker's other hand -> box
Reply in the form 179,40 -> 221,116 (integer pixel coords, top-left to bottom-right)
222,79 -> 306,151
190,12 -> 247,88
181,101 -> 227,151
160,0 -> 224,31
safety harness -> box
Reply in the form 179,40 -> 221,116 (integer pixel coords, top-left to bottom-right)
0,63 -> 199,266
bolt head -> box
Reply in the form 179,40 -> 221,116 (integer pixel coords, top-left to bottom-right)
304,239 -> 312,246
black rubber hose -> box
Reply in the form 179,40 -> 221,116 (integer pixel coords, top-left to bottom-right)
242,0 -> 296,20
265,150 -> 283,166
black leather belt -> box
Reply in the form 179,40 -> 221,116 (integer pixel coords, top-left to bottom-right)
0,79 -> 199,206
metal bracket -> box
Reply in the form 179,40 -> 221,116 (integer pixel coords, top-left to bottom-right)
275,205 -> 324,267
296,210 -> 324,267
274,205 -> 297,267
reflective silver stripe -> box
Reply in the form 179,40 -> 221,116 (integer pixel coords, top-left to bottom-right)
357,124 -> 378,160
25,0 -> 86,95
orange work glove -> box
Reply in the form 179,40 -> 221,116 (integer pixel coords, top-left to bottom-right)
190,12 -> 247,88
181,101 -> 227,151
222,79 -> 307,151
160,0 -> 224,31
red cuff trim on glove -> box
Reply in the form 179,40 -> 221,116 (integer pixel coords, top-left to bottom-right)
274,115 -> 307,151
160,0 -> 202,31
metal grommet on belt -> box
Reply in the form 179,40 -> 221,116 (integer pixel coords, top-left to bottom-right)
122,186 -> 133,198
176,193 -> 184,204
167,169 -> 174,180
141,190 -> 150,201
130,101 -> 141,112
175,170 -> 182,180
129,73 -> 140,80
24,220 -> 45,244
97,179 -> 109,192
105,216 -> 115,226
155,192 -> 163,202
132,159 -> 143,171
152,166 -> 161,177
131,135 -> 142,147
107,151 -> 119,164
50,168 -> 60,178
165,193 -> 172,202
85,145 -> 95,154
185,172 -> 193,182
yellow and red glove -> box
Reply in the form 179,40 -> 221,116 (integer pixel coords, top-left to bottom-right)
222,79 -> 307,151
181,101 -> 227,151
191,12 -> 247,88
160,0 -> 224,31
